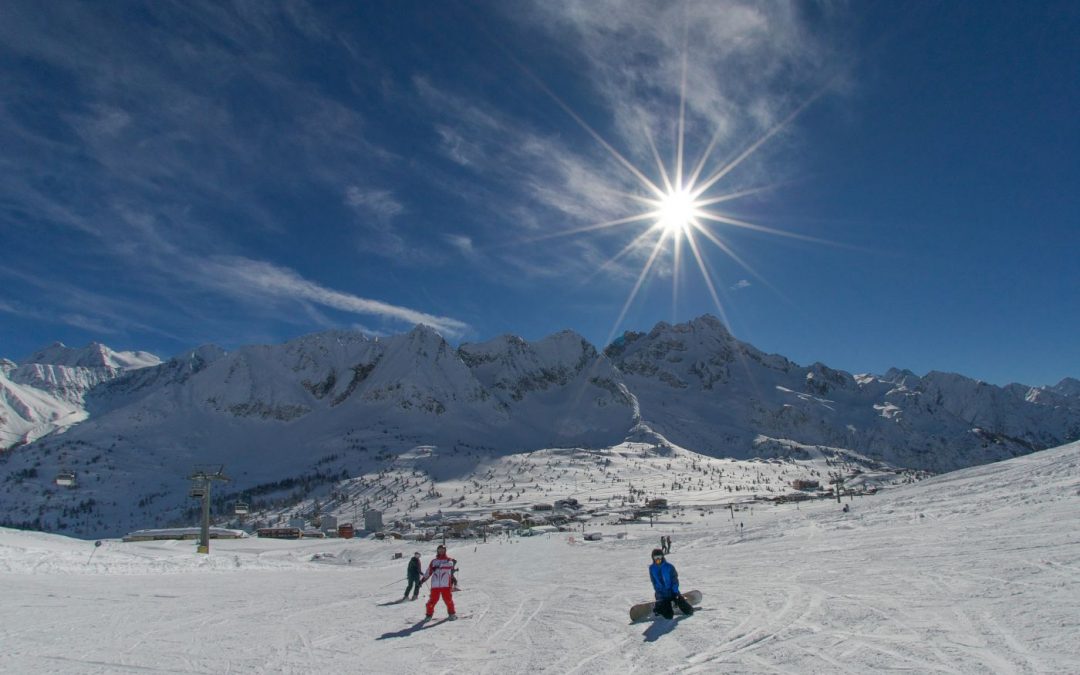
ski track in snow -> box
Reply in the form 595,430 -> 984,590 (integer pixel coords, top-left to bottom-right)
0,442 -> 1078,673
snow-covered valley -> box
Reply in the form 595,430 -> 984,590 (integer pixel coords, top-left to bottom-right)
2,441 -> 1077,673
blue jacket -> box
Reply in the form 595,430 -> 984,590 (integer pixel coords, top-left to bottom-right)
649,559 -> 681,600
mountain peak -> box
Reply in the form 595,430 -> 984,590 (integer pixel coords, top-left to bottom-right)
883,367 -> 919,383
25,341 -> 160,370
647,314 -> 731,339
1048,377 -> 1080,398
689,314 -> 729,333
407,323 -> 445,341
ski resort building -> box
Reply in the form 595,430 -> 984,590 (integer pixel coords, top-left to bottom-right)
364,509 -> 383,532
256,527 -> 302,539
123,527 -> 246,542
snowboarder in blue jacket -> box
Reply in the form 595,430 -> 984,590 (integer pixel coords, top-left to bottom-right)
650,548 -> 694,619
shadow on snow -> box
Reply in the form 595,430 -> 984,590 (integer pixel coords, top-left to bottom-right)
642,614 -> 690,642
376,618 -> 449,640
375,598 -> 409,607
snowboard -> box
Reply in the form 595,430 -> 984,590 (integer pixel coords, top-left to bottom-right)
629,589 -> 702,622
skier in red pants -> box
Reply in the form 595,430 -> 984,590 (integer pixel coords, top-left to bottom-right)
420,544 -> 457,620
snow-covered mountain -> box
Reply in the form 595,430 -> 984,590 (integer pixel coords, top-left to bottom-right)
24,341 -> 160,371
0,343 -> 161,448
457,329 -> 635,446
0,316 -> 1076,537
604,315 -> 1080,472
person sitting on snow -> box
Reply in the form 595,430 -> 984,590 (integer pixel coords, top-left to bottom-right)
649,548 -> 693,619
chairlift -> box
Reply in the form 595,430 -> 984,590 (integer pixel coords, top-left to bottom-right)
234,501 -> 250,515
55,470 -> 77,487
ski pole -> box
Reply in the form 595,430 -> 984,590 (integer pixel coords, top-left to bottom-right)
378,577 -> 407,589
86,540 -> 102,565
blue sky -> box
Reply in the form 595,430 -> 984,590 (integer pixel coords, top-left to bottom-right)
0,1 -> 1076,387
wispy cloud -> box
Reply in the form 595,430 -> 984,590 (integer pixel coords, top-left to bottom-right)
435,125 -> 482,167
0,271 -> 183,345
0,1 -> 843,357
444,234 -> 478,260
732,279 -> 752,290
342,185 -> 417,257
411,76 -> 650,285
409,2 -> 842,288
345,187 -> 405,221
0,1 -> 470,350
198,256 -> 469,338
522,0 -> 837,163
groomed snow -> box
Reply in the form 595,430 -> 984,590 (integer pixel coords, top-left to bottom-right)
1,442 -> 1077,673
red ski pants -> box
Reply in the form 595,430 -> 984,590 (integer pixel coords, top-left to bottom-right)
425,587 -> 455,615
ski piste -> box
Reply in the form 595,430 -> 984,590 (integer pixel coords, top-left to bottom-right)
629,590 -> 702,622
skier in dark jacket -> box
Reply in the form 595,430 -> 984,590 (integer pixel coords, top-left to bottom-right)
649,548 -> 693,619
404,552 -> 422,600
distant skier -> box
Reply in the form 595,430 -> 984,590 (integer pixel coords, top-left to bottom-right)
649,548 -> 693,619
404,552 -> 422,600
420,544 -> 457,620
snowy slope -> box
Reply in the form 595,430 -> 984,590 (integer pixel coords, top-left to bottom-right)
0,343 -> 161,448
0,441 -> 1075,674
85,345 -> 227,416
0,327 -> 636,536
0,366 -> 88,448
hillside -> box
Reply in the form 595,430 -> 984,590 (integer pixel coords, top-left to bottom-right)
0,343 -> 160,448
0,441 -> 1076,673
0,316 -> 1076,538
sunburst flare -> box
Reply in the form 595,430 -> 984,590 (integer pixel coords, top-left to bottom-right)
504,31 -> 831,344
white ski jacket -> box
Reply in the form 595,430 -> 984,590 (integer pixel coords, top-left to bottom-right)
422,555 -> 456,589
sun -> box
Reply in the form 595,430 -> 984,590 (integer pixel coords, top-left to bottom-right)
654,188 -> 699,237
509,39 -> 833,344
